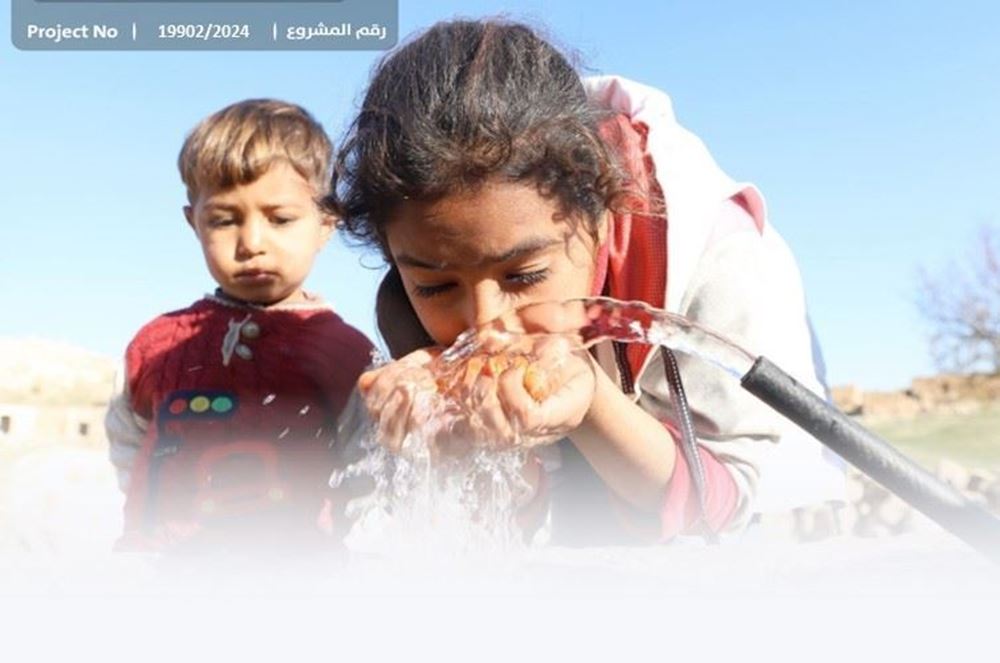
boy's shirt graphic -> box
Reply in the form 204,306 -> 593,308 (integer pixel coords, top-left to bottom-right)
107,292 -> 373,551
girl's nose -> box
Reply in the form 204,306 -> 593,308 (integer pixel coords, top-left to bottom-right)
467,281 -> 507,328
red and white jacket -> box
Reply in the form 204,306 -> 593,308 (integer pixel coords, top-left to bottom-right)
568,76 -> 846,540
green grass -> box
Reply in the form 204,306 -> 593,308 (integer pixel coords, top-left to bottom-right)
864,405 -> 1000,471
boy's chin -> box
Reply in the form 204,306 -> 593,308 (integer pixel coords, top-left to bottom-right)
220,285 -> 301,307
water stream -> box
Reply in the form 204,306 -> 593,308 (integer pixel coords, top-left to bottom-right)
331,297 -> 758,556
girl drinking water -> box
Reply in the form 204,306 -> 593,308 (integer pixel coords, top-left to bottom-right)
331,19 -> 843,545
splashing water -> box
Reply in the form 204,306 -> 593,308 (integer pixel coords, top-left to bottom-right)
330,407 -> 533,561
442,297 -> 756,377
332,297 -> 757,558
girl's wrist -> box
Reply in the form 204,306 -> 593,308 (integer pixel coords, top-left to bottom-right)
580,355 -> 614,431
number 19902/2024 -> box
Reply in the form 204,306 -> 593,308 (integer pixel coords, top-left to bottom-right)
157,24 -> 251,41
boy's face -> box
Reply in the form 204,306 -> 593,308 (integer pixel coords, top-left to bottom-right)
185,161 -> 334,306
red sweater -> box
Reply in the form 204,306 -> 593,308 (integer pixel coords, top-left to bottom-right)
119,295 -> 373,551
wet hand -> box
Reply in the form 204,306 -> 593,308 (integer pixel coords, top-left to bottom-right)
357,335 -> 596,456
356,348 -> 441,455
438,333 -> 596,451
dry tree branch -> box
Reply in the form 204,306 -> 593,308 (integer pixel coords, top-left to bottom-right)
916,224 -> 1000,374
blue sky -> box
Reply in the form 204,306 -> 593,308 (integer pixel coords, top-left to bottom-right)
1,0 -> 998,390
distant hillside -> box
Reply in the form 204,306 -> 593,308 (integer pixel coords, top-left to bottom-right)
0,338 -> 116,406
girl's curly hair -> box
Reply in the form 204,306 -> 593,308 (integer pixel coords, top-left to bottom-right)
327,19 -> 628,255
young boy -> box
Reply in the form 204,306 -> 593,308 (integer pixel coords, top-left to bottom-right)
105,99 -> 373,553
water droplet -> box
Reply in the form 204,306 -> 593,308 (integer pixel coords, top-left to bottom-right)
278,427 -> 290,440
299,405 -> 310,415
262,394 -> 276,405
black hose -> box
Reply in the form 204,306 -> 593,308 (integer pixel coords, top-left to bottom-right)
741,355 -> 1000,563
660,347 -> 717,542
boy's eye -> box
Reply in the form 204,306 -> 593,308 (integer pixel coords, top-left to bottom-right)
272,216 -> 296,225
208,217 -> 235,227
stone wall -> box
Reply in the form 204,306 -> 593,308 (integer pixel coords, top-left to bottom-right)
832,372 -> 1000,419
0,338 -> 115,450
760,460 -> 1000,543
0,403 -> 109,448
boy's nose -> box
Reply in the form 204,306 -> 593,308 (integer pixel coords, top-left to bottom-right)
237,219 -> 266,256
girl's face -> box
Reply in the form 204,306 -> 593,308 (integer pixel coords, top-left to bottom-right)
384,181 -> 607,346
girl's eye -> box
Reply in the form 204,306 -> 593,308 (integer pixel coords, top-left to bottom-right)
506,269 -> 550,288
412,282 -> 455,298
411,269 -> 549,299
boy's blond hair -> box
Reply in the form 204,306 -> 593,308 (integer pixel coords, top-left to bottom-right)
178,99 -> 332,203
